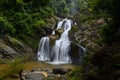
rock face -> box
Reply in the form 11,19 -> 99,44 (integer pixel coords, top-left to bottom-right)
70,43 -> 86,65
0,35 -> 33,59
71,14 -> 106,52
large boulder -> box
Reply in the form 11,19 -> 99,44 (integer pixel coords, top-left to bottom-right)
3,35 -> 33,54
70,42 -> 86,65
0,35 -> 33,59
22,72 -> 45,80
52,68 -> 67,75
0,43 -> 17,58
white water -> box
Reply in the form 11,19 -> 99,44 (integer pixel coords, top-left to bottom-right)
37,37 -> 50,61
50,19 -> 72,64
37,18 -> 85,65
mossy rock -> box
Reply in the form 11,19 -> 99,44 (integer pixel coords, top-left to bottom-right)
55,28 -> 64,36
48,29 -> 64,46
3,35 -> 33,54
49,35 -> 59,46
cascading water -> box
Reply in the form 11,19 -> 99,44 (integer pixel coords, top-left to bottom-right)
37,37 -> 50,61
37,18 -> 86,65
50,19 -> 72,64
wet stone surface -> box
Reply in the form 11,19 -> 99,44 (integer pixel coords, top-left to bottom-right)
22,68 -> 72,80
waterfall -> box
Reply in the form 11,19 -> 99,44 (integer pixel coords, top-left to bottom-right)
37,18 -> 86,65
37,37 -> 50,61
50,19 -> 72,64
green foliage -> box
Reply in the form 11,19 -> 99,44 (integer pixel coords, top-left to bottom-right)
0,17 -> 16,35
99,23 -> 115,43
0,0 -> 87,39
71,26 -> 79,32
78,0 -> 88,11
34,20 -> 45,27
0,0 -> 55,50
49,0 -> 87,16
68,52 -> 99,80
17,0 -> 24,3
71,43 -> 120,80
0,0 -> 52,33
88,0 -> 120,43
69,0 -> 120,80
80,14 -> 89,23
68,67 -> 83,80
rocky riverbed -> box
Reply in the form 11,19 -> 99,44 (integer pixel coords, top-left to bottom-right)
22,61 -> 76,80
0,61 -> 77,80
22,68 -> 72,80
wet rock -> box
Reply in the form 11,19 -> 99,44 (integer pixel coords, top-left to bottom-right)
70,42 -> 86,65
49,35 -> 59,40
47,74 -> 56,80
52,68 -> 67,75
46,74 -> 67,80
44,68 -> 51,71
22,72 -> 45,80
55,28 -> 64,36
30,69 -> 37,72
47,70 -> 53,74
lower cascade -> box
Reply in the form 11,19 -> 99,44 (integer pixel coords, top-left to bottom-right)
37,18 -> 86,65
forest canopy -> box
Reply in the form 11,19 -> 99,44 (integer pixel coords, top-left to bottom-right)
0,0 -> 87,38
